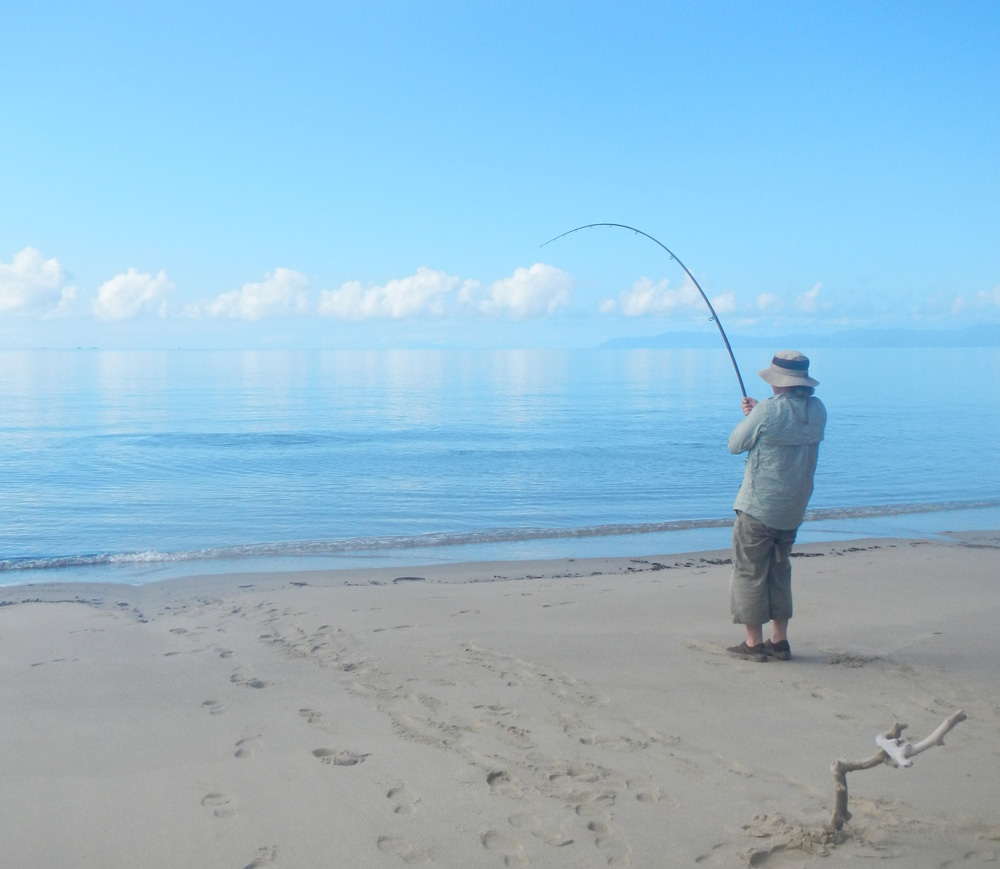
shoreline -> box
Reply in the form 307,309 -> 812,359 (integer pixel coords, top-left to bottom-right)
0,528 -> 990,599
5,499 -> 1000,589
2,532 -> 998,867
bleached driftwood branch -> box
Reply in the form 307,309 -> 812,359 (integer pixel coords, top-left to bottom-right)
829,710 -> 966,831
876,709 -> 968,767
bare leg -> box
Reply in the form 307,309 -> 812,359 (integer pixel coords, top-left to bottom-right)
770,619 -> 788,643
745,625 -> 764,646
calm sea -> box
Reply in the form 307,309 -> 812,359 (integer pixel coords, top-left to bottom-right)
2,347 -> 998,585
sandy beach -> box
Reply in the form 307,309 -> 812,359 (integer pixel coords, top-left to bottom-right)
2,532 -> 998,868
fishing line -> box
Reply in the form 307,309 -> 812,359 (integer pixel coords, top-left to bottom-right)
542,223 -> 747,398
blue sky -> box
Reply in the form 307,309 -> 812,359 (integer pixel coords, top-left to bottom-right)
2,0 -> 997,349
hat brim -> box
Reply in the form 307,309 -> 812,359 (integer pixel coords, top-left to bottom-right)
758,366 -> 819,388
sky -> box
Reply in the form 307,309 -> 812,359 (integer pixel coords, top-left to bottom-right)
2,0 -> 998,350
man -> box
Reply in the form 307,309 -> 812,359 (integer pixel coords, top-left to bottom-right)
727,351 -> 827,662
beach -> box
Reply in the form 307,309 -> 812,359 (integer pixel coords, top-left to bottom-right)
2,532 -> 998,868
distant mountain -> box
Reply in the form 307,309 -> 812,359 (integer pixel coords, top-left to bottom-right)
599,324 -> 1000,350
804,325 -> 1000,348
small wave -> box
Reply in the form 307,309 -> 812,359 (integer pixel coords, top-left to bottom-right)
803,501 -> 1000,521
3,499 -> 997,575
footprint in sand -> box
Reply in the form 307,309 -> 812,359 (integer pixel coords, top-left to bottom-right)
508,813 -> 574,847
627,775 -> 672,806
376,835 -> 431,864
298,708 -> 322,724
589,821 -> 632,866
571,793 -> 616,819
826,652 -> 881,668
235,736 -> 259,759
231,670 -> 269,689
387,784 -> 419,815
313,747 -> 369,766
201,792 -> 237,819
480,830 -> 528,866
693,842 -> 728,865
201,699 -> 228,716
242,845 -> 277,868
508,812 -> 541,833
486,770 -> 524,799
474,703 -> 512,716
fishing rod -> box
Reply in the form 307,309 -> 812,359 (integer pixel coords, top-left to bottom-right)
542,223 -> 747,398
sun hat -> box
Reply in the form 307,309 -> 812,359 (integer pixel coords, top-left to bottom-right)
758,350 -> 819,388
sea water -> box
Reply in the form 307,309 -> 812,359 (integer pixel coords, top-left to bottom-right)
2,347 -> 998,585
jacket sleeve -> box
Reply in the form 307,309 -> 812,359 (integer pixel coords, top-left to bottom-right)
728,402 -> 767,454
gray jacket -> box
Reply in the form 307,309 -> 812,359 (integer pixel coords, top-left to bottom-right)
728,393 -> 827,530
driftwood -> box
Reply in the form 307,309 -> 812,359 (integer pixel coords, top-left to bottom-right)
829,709 -> 967,830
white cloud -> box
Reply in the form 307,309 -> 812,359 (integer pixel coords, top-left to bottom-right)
711,292 -> 736,315
607,275 -> 718,317
93,268 -> 173,320
0,247 -> 75,314
461,263 -> 572,319
318,267 -> 467,319
795,282 -> 823,313
756,292 -> 781,312
953,285 -> 1000,315
202,268 -> 311,320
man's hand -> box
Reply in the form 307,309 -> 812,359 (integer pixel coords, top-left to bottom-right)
741,397 -> 757,416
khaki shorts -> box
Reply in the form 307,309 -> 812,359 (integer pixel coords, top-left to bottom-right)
730,510 -> 798,625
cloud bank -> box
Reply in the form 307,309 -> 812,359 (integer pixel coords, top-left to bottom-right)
5,244 -> 998,342
1,255 -> 579,326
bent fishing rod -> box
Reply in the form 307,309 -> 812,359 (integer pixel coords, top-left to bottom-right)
542,223 -> 747,398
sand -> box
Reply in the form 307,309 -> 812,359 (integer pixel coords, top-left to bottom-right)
1,532 -> 998,868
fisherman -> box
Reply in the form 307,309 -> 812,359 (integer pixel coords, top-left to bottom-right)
726,351 -> 827,662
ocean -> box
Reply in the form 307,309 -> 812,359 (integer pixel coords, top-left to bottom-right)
2,347 -> 999,585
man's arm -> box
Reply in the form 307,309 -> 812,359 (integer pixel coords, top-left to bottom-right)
728,398 -> 766,454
